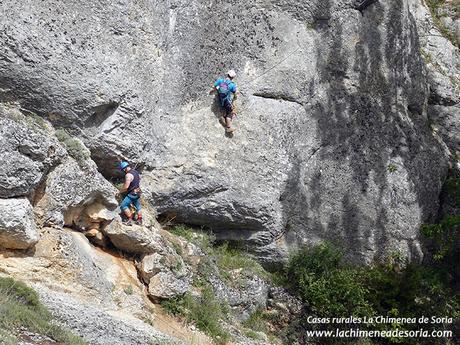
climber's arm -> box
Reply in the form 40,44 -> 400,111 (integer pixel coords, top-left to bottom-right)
119,173 -> 134,193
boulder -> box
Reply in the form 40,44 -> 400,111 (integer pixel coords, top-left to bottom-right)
35,158 -> 118,229
36,286 -> 183,345
102,220 -> 161,255
137,235 -> 191,299
137,252 -> 168,281
146,271 -> 190,300
0,198 -> 39,249
0,104 -> 65,199
209,273 -> 269,321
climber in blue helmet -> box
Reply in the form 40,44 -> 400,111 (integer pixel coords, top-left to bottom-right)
118,161 -> 142,226
211,69 -> 238,133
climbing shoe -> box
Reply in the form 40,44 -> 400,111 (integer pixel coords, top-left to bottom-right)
122,219 -> 133,226
225,126 -> 235,133
135,218 -> 143,226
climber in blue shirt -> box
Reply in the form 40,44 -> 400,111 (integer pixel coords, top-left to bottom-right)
211,70 -> 238,133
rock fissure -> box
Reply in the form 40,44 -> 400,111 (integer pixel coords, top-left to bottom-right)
85,101 -> 120,128
252,92 -> 304,106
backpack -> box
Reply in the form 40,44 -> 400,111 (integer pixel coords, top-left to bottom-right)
217,80 -> 231,98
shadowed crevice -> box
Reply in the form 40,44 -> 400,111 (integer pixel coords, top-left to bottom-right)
252,92 -> 304,106
85,101 -> 119,128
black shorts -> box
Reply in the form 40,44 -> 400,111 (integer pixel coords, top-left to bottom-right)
219,94 -> 234,118
223,100 -> 234,118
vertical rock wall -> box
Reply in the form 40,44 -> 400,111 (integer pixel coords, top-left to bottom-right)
0,0 -> 452,264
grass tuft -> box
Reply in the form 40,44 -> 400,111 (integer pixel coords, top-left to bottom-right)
213,242 -> 270,284
168,225 -> 215,253
0,277 -> 87,345
426,0 -> 460,47
0,329 -> 16,345
161,287 -> 230,344
55,129 -> 90,168
123,285 -> 134,295
242,308 -> 269,334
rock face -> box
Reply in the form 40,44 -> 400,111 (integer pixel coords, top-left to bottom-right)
103,220 -> 162,255
0,198 -> 39,249
137,236 -> 191,299
429,105 -> 460,154
210,273 -> 269,321
409,0 -> 460,159
0,0 -> 454,265
36,286 -> 183,345
34,157 -> 118,229
0,104 -> 65,199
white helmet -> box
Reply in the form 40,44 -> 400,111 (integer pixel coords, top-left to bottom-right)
227,69 -> 236,78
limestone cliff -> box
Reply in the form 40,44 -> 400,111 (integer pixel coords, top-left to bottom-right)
0,0 -> 458,344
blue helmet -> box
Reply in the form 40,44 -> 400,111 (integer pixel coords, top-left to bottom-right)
119,161 -> 130,170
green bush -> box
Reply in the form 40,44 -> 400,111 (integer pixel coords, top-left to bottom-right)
445,173 -> 460,205
421,215 -> 460,262
123,285 -> 134,295
387,164 -> 398,173
286,243 -> 374,319
422,172 -> 460,265
189,287 -> 230,343
160,294 -> 191,317
283,243 -> 459,344
192,257 -> 215,288
287,242 -> 342,280
168,226 -> 271,285
0,277 -> 87,345
161,287 -> 230,344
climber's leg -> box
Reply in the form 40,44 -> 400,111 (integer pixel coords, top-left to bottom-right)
120,195 -> 134,225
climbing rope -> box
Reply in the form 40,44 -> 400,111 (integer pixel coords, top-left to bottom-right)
240,43 -> 303,89
240,1 -> 380,88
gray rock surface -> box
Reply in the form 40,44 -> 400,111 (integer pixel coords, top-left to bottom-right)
36,286 -> 183,345
429,105 -> 460,155
0,104 -> 65,199
146,271 -> 190,300
103,220 -> 161,255
410,0 -> 460,158
137,236 -> 191,299
0,0 -> 451,266
210,273 -> 269,321
34,158 -> 118,228
268,286 -> 303,316
0,198 -> 39,249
